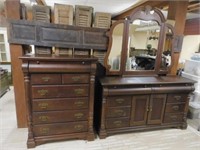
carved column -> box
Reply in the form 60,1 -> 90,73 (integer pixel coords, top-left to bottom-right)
87,62 -> 96,140
99,88 -> 108,139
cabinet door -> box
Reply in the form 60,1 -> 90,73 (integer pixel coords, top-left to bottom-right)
147,94 -> 166,124
131,95 -> 149,126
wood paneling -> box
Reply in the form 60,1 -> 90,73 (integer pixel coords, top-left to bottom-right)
8,20 -> 108,50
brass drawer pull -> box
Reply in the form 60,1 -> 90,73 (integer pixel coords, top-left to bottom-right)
74,101 -> 84,107
39,116 -> 49,122
39,127 -> 49,134
170,115 -> 178,121
113,121 -> 122,126
74,125 -> 83,131
174,96 -> 181,101
74,113 -> 84,119
37,89 -> 48,96
74,88 -> 85,95
72,76 -> 81,81
114,109 -> 124,115
115,98 -> 124,104
38,102 -> 48,109
41,77 -> 51,82
172,105 -> 179,111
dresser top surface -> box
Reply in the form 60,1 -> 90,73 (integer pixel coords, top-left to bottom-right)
100,76 -> 196,86
19,54 -> 98,62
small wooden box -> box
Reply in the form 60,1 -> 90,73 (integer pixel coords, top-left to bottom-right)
93,12 -> 111,29
54,3 -> 73,25
75,5 -> 93,27
32,5 -> 50,22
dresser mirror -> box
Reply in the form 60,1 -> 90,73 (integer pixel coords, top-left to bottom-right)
158,24 -> 174,74
105,20 -> 125,75
126,19 -> 160,71
108,23 -> 124,71
105,6 -> 174,76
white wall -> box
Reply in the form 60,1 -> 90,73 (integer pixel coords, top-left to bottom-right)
180,35 -> 200,62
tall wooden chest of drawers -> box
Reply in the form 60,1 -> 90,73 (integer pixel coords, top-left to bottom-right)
20,54 -> 97,148
95,76 -> 195,139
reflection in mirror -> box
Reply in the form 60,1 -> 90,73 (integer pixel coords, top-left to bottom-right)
108,23 -> 124,71
161,27 -> 173,70
126,19 -> 160,71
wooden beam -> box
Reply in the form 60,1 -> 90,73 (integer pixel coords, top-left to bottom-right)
113,0 -> 169,20
5,0 -> 27,128
167,0 -> 189,75
36,0 -> 46,5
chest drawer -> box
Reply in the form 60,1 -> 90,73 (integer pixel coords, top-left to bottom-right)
167,94 -> 188,103
106,118 -> 129,129
62,74 -> 89,84
33,121 -> 88,136
32,98 -> 88,111
31,74 -> 61,85
163,113 -> 184,123
106,107 -> 131,118
165,103 -> 185,113
107,96 -> 131,107
32,85 -> 89,99
32,110 -> 88,124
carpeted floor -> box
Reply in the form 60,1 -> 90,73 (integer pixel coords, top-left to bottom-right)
1,87 -> 200,150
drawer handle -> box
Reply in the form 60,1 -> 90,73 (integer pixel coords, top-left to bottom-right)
113,121 -> 122,126
74,125 -> 83,131
38,103 -> 48,109
172,105 -> 179,111
37,89 -> 48,96
39,116 -> 49,122
42,77 -> 51,82
115,98 -> 124,104
72,76 -> 81,81
74,101 -> 84,107
170,115 -> 178,121
39,127 -> 49,134
114,109 -> 124,114
74,89 -> 84,95
74,113 -> 84,119
174,96 -> 181,101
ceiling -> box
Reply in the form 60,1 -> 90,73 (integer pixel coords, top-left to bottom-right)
0,0 -> 200,19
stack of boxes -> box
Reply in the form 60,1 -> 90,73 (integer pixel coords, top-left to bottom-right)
182,58 -> 200,119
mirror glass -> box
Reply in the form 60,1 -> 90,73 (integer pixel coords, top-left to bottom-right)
160,27 -> 172,70
108,23 -> 124,71
126,19 -> 160,71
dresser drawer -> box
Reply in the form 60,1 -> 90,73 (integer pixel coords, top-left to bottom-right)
32,85 -> 89,99
163,113 -> 184,123
107,96 -> 131,107
32,98 -> 88,111
165,103 -> 185,113
33,121 -> 88,136
33,110 -> 88,124
167,94 -> 188,103
106,118 -> 129,129
106,107 -> 131,118
31,74 -> 61,85
62,74 -> 89,84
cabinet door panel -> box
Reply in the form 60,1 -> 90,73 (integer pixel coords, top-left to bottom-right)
130,95 -> 149,126
147,94 -> 166,124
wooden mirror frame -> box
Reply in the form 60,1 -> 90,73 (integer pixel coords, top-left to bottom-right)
104,20 -> 126,75
104,5 -> 175,76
